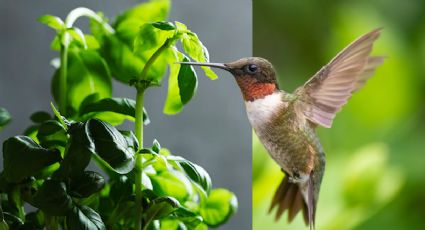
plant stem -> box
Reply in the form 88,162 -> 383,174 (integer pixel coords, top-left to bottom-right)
134,36 -> 176,230
138,37 -> 173,81
134,87 -> 145,230
59,43 -> 68,115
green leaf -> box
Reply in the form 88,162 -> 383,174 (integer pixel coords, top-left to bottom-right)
0,108 -> 11,130
53,122 -> 93,179
50,102 -> 67,128
134,24 -> 161,53
163,49 -> 184,114
152,21 -> 176,31
36,120 -> 68,148
149,170 -> 193,202
89,12 -> 109,43
175,159 -> 212,194
101,35 -> 144,83
66,205 -> 105,230
79,97 -> 149,125
2,136 -> 61,183
70,171 -> 105,198
113,0 -> 170,45
178,56 -> 198,104
51,49 -> 112,114
152,139 -> 161,153
143,196 -> 180,221
200,189 -> 238,227
85,34 -> 101,50
86,119 -> 135,174
173,206 -> 204,229
33,180 -> 73,216
181,33 -> 205,62
38,15 -> 65,31
178,23 -> 218,80
30,111 -> 52,123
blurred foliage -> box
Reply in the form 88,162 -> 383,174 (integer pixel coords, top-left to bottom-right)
253,0 -> 425,229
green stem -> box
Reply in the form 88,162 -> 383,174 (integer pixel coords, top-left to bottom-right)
134,36 -> 177,230
138,37 -> 174,81
59,43 -> 68,115
134,88 -> 145,230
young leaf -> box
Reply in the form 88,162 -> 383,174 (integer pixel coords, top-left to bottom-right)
175,159 -> 212,194
178,56 -> 198,104
177,22 -> 218,80
30,111 -> 52,124
69,171 -> 105,198
38,15 -> 65,31
79,97 -> 150,125
86,119 -> 135,174
163,49 -> 184,114
152,21 -> 176,31
2,136 -> 61,183
152,139 -> 161,153
51,49 -> 112,114
199,189 -> 238,227
66,205 -> 106,230
64,7 -> 113,33
50,102 -> 67,128
0,108 -> 11,130
33,180 -> 73,216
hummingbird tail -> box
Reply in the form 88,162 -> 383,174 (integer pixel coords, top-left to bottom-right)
268,175 -> 309,225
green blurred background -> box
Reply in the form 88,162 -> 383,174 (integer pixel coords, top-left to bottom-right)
253,0 -> 425,229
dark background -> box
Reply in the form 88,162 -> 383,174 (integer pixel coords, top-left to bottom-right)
0,1 -> 252,229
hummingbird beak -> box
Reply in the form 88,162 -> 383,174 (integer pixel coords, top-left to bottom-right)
176,62 -> 232,73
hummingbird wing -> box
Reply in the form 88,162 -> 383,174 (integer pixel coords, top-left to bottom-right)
294,29 -> 384,128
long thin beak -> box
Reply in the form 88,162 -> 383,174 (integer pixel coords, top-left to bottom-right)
176,62 -> 231,72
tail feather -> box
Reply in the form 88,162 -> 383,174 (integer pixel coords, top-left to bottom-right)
307,177 -> 315,230
269,175 -> 317,229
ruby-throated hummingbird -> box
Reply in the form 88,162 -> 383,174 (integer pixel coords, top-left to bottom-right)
179,29 -> 383,229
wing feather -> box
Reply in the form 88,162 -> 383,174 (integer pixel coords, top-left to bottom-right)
294,29 -> 384,128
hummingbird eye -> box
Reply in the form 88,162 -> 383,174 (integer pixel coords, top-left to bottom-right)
243,64 -> 258,74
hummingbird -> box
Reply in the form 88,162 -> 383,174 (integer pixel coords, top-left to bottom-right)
179,29 -> 383,229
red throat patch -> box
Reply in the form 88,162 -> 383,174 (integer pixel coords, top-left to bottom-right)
235,76 -> 277,101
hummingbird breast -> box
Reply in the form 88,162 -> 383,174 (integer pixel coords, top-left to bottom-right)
245,91 -> 323,179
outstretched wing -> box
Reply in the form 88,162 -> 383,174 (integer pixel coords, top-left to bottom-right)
294,29 -> 384,128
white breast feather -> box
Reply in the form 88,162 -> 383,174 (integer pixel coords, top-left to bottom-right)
245,92 -> 285,128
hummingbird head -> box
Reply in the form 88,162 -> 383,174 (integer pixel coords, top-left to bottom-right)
179,57 -> 279,101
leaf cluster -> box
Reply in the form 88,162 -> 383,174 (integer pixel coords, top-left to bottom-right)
0,1 -> 237,229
